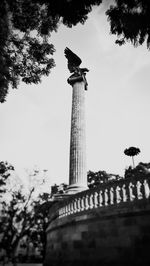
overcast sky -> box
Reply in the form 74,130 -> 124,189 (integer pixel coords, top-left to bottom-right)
1,3 -> 150,187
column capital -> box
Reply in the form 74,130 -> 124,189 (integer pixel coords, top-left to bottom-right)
67,73 -> 88,90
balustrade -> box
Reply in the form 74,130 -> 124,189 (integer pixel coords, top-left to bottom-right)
58,175 -> 150,219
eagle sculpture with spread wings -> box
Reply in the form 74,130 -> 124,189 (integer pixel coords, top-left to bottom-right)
64,47 -> 89,74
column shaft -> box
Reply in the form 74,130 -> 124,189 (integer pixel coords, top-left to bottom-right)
69,80 -> 87,191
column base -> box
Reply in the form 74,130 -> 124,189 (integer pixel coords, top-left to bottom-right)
65,184 -> 88,195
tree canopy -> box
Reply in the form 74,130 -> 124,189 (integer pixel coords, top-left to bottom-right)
124,146 -> 141,168
87,170 -> 122,188
106,0 -> 150,48
125,162 -> 150,179
0,0 -> 102,103
1,0 -> 150,102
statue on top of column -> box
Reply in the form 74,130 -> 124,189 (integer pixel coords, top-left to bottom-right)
64,47 -> 89,90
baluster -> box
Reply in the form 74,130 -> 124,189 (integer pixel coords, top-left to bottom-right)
68,203 -> 71,215
83,196 -> 86,210
61,207 -> 64,217
129,182 -> 135,201
96,190 -> 100,207
122,184 -> 127,202
140,179 -> 147,199
146,176 -> 150,196
58,209 -> 62,218
61,208 -> 64,217
65,205 -> 68,216
76,198 -> 80,212
99,190 -> 103,207
110,187 -> 114,204
72,201 -> 75,213
71,201 -> 74,214
74,199 -> 77,213
81,196 -> 85,211
73,199 -> 77,213
102,189 -> 106,206
125,182 -> 131,202
62,207 -> 65,217
65,206 -> 67,216
106,187 -> 111,205
113,186 -> 117,204
76,198 -> 79,212
77,198 -> 81,212
70,202 -> 73,214
131,181 -> 138,201
68,204 -> 70,215
85,194 -> 89,210
80,197 -> 83,211
144,180 -> 150,199
119,185 -> 124,203
94,192 -> 98,208
61,208 -> 63,217
58,208 -> 61,218
70,203 -> 72,214
89,193 -> 94,209
116,186 -> 121,203
104,189 -> 108,206
79,197 -> 82,211
136,181 -> 142,199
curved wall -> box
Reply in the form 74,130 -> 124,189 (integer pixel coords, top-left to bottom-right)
44,176 -> 150,266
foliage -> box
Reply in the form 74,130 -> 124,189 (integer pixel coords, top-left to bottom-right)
106,0 -> 150,48
0,0 -> 57,103
87,170 -> 122,188
1,0 -> 150,102
125,162 -> 150,179
30,193 -> 55,260
124,147 -> 141,157
0,0 -> 102,103
0,166 -> 52,265
51,183 -> 68,195
0,161 -> 14,196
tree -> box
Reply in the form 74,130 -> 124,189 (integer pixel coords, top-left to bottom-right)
125,162 -> 150,179
87,170 -> 122,188
0,161 -> 14,196
30,193 -> 55,261
2,0 -> 149,103
2,0 -> 150,103
0,166 -> 52,265
0,0 -> 102,103
124,146 -> 141,168
106,0 -> 150,49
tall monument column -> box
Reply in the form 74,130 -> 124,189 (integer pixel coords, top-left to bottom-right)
67,75 -> 88,193
64,47 -> 89,194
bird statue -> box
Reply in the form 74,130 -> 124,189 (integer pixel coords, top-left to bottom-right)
64,47 -> 89,73
64,47 -> 89,90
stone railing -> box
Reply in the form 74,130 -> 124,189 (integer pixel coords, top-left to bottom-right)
58,174 -> 150,219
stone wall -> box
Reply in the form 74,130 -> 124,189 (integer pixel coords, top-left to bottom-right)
44,175 -> 150,266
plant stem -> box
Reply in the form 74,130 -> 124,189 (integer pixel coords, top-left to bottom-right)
132,156 -> 135,168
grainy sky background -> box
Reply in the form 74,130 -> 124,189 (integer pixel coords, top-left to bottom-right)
1,3 -> 150,187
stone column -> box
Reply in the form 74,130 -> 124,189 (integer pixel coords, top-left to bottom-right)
67,74 -> 88,194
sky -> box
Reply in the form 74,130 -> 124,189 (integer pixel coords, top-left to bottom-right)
1,3 -> 150,188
